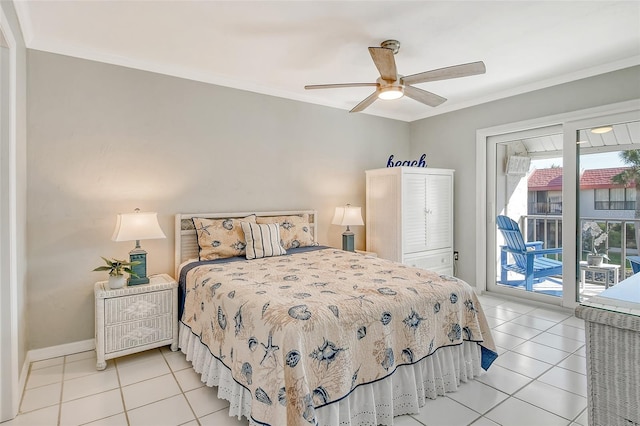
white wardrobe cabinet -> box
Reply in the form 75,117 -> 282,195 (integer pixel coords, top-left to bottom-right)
365,167 -> 454,276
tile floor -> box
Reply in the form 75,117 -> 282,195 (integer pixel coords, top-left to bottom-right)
3,294 -> 589,426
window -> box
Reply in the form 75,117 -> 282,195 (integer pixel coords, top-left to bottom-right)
528,190 -> 562,214
594,188 -> 636,210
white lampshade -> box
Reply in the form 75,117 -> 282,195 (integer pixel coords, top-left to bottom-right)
332,205 -> 364,227
112,211 -> 166,242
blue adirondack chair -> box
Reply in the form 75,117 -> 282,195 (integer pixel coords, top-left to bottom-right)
497,215 -> 563,291
628,256 -> 640,274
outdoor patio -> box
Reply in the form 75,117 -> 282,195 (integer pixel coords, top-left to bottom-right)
497,270 -> 627,300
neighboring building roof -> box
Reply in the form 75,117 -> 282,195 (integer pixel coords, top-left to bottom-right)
528,167 -> 563,191
580,167 -> 634,189
528,167 -> 635,191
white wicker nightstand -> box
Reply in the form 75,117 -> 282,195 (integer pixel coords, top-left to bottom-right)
94,273 -> 178,370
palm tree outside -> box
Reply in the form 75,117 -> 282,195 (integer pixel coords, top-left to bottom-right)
612,149 -> 640,252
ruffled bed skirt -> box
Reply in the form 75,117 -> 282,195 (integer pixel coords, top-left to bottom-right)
179,322 -> 484,425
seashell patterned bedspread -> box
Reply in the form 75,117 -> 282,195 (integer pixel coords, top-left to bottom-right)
180,247 -> 497,426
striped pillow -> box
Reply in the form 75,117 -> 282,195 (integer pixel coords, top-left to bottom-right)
241,222 -> 287,260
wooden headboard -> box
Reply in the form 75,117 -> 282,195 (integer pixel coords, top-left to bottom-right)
174,210 -> 318,277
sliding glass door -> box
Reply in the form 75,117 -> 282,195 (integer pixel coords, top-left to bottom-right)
486,125 -> 565,303
570,117 -> 640,304
480,103 -> 640,309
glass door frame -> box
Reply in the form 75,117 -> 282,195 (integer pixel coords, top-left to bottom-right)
476,99 -> 640,309
0,9 -> 18,421
564,108 -> 640,307
484,125 -> 565,306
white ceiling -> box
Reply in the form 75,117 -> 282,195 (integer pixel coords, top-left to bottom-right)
13,1 -> 640,122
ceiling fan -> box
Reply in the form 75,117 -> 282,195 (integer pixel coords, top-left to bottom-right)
304,40 -> 486,113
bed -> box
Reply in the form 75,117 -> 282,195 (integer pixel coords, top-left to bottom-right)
175,210 -> 497,426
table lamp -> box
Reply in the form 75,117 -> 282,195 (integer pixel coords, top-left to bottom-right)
332,204 -> 364,252
112,208 -> 166,285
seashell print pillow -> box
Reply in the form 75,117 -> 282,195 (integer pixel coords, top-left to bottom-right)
256,214 -> 316,249
192,215 -> 256,260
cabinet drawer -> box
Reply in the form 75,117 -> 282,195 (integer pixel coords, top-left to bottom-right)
105,290 -> 172,325
403,250 -> 453,272
105,315 -> 174,353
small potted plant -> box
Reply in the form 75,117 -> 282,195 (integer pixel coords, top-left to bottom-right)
93,257 -> 140,289
582,221 -> 609,266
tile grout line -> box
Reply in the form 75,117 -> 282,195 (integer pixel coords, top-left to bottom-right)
17,361 -> 32,416
485,321 -> 588,423
160,348 -> 202,425
57,356 -> 66,426
572,407 -> 588,424
113,355 -> 132,426
478,296 -> 587,425
472,317 -> 586,423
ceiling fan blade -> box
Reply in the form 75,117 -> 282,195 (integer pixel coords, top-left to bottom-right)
350,91 -> 380,113
402,61 -> 486,85
404,86 -> 447,107
304,83 -> 378,90
368,47 -> 398,81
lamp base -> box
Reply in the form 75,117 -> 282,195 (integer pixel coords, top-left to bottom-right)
128,249 -> 149,286
342,231 -> 355,252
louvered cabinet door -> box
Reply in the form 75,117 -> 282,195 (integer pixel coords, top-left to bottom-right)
425,172 -> 453,251
402,173 -> 428,254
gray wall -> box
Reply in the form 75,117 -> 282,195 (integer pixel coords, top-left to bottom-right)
409,66 -> 640,284
27,50 -> 409,350
26,49 -> 640,350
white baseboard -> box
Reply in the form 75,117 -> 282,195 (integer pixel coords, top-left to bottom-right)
14,339 -> 95,418
27,339 -> 95,363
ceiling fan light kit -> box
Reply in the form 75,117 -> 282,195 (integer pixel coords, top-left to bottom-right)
590,126 -> 613,134
378,86 -> 404,100
304,39 -> 486,113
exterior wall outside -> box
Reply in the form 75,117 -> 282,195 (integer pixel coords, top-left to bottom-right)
507,175 -> 528,220
531,188 -> 634,219
409,66 -> 640,285
580,189 -> 635,220
26,50 -> 410,350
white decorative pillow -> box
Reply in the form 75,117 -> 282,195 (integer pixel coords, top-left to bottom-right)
241,222 -> 287,260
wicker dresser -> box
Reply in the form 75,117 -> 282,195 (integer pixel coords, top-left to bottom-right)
575,274 -> 640,426
94,273 -> 178,370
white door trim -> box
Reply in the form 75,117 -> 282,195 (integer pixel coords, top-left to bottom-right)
476,99 -> 640,306
0,5 -> 19,421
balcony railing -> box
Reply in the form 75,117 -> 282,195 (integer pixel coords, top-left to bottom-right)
529,201 -> 635,213
521,214 -> 640,279
528,202 -> 563,215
